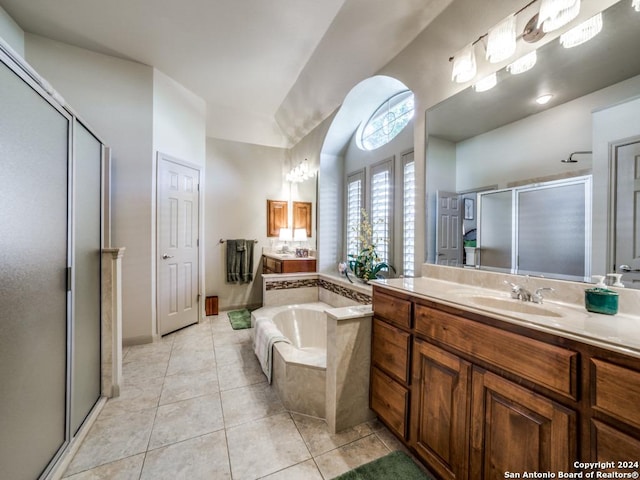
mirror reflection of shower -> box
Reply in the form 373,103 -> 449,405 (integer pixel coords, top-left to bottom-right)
560,150 -> 592,163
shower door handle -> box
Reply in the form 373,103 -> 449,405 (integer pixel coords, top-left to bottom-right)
162,253 -> 174,260
619,264 -> 640,272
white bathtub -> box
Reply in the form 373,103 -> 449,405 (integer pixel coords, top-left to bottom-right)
251,302 -> 331,417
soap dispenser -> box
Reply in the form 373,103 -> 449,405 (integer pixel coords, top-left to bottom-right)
607,273 -> 625,288
591,275 -> 607,289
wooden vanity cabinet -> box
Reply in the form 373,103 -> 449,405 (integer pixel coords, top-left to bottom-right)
371,286 -> 640,480
262,255 -> 316,274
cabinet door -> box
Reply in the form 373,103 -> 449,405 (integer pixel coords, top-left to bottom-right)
591,420 -> 640,465
412,339 -> 472,480
470,368 -> 576,480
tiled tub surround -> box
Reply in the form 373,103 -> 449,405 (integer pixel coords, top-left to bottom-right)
370,264 -> 640,357
251,302 -> 375,433
262,272 -> 372,307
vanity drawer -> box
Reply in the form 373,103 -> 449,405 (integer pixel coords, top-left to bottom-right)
370,366 -> 409,440
372,318 -> 411,384
591,359 -> 640,429
415,305 -> 578,399
374,290 -> 412,329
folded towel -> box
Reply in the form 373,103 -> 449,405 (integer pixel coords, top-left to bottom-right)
253,318 -> 290,383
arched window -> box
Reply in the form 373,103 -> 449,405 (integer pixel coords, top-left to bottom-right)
359,90 -> 414,151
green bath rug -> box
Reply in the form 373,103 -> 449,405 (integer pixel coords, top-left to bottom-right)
334,451 -> 435,480
227,309 -> 251,330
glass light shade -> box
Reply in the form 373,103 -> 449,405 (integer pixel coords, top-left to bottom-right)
560,13 -> 602,48
486,15 -> 517,63
634,0 -> 640,12
293,228 -> 308,241
473,73 -> 497,92
538,0 -> 581,33
451,44 -> 477,83
507,51 -> 537,75
278,228 -> 292,241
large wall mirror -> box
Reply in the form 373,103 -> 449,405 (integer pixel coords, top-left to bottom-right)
426,0 -> 640,286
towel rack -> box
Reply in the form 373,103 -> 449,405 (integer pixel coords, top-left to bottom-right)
219,238 -> 259,244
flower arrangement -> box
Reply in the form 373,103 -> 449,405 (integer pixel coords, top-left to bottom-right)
345,209 -> 395,283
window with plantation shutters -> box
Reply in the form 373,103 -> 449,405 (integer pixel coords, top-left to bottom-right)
346,170 -> 364,258
403,152 -> 416,276
370,159 -> 393,265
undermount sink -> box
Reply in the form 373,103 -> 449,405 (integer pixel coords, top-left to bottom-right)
468,295 -> 564,318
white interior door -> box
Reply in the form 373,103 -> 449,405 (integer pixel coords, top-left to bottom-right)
614,140 -> 640,288
158,155 -> 200,335
436,190 -> 462,265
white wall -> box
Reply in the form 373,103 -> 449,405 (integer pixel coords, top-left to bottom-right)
0,5 -> 24,57
153,69 -> 207,167
205,137 -> 316,310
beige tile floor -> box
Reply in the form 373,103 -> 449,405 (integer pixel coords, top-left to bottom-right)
62,311 -> 409,480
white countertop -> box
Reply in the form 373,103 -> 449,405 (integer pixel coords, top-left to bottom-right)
372,277 -> 640,359
262,252 -> 316,260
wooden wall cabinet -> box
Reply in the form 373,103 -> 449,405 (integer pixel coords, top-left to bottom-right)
292,201 -> 312,237
371,286 -> 640,480
267,200 -> 288,237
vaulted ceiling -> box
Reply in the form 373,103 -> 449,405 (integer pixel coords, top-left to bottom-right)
1,0 -> 451,147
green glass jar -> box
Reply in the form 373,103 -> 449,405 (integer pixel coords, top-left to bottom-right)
584,288 -> 619,315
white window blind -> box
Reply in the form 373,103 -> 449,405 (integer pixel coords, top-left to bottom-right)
346,171 -> 364,258
371,159 -> 393,265
403,154 -> 416,276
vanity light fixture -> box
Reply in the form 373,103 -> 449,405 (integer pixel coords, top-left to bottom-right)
536,93 -> 553,104
560,12 -> 602,48
473,73 -> 497,92
451,44 -> 477,83
486,14 -> 517,63
286,158 -> 316,183
507,51 -> 538,74
538,0 -> 581,32
634,0 -> 640,12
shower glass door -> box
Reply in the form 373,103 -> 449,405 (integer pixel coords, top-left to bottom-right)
0,59 -> 71,479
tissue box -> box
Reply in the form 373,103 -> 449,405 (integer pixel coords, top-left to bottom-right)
584,288 -> 619,315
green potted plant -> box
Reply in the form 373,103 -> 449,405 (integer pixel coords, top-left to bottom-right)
348,209 -> 395,282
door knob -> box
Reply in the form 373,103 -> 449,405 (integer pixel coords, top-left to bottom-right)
619,264 -> 640,272
162,253 -> 174,259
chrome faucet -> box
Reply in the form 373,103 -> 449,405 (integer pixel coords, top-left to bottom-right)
505,281 -> 554,304
532,287 -> 554,304
504,281 -> 532,302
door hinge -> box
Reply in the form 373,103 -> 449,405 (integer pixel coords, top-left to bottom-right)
197,239 -> 199,247
197,294 -> 201,302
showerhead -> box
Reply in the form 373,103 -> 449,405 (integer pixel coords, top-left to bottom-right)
561,151 -> 592,163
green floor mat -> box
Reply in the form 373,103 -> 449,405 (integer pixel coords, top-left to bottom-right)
334,451 -> 435,480
227,309 -> 251,330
